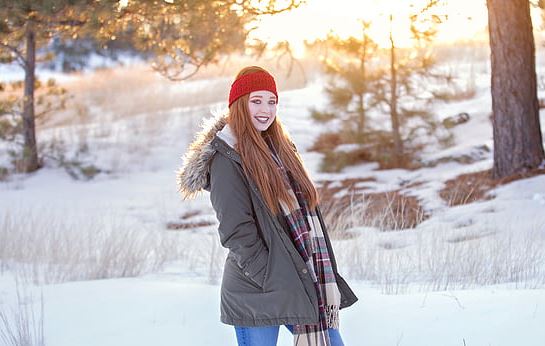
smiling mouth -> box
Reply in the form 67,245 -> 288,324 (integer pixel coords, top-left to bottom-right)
254,116 -> 270,124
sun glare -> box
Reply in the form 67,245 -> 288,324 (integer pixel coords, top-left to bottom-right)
251,0 -> 492,57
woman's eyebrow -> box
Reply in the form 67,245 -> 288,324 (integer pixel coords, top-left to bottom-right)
249,95 -> 276,101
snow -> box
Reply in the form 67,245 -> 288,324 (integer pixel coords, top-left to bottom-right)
0,53 -> 147,84
0,62 -> 80,84
2,49 -> 545,345
1,274 -> 544,346
342,284 -> 545,346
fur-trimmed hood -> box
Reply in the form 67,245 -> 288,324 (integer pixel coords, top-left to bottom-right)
176,113 -> 238,200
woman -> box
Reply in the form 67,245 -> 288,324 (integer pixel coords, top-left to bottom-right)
177,66 -> 358,346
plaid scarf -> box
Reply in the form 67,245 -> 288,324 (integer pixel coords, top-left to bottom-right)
264,136 -> 341,346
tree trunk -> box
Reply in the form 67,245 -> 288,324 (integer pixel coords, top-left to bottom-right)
389,15 -> 404,166
487,0 -> 545,179
357,93 -> 365,143
22,20 -> 39,173
356,24 -> 367,144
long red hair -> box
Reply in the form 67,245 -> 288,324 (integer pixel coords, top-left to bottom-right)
228,66 -> 320,215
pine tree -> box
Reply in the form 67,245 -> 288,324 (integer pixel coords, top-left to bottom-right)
380,1 -> 447,167
0,0 -> 121,173
0,0 -> 301,173
311,21 -> 382,145
487,0 -> 545,179
310,1 -> 451,171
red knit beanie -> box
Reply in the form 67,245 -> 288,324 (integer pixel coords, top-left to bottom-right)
228,71 -> 278,107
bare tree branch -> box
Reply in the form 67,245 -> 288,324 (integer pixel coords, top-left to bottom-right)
0,42 -> 27,68
273,41 -> 307,82
237,0 -> 305,15
152,63 -> 203,81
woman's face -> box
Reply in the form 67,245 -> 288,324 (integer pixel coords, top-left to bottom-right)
248,90 -> 277,132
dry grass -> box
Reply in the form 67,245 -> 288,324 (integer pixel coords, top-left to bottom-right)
39,54 -> 314,129
317,164 -> 545,293
320,147 -> 376,172
165,209 -> 216,230
0,208 -> 186,285
0,204 -> 230,288
166,220 -> 215,231
46,65 -> 227,128
308,132 -> 343,153
439,168 -> 545,206
317,178 -> 429,234
328,196 -> 545,294
0,279 -> 44,346
439,170 -> 495,206
432,87 -> 477,102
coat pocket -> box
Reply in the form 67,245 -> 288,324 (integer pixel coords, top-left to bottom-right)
246,248 -> 269,288
227,252 -> 268,290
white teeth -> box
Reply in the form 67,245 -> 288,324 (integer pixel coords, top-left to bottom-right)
255,116 -> 269,123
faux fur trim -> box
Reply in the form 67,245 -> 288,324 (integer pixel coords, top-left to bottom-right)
176,112 -> 229,200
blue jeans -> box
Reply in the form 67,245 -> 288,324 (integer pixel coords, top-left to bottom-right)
234,324 -> 345,346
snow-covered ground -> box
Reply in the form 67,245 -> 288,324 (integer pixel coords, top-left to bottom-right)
1,273 -> 544,346
1,50 -> 545,345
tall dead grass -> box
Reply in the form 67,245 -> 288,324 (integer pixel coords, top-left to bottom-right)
320,187 -> 428,234
329,194 -> 545,294
0,208 -> 187,285
41,54 -> 314,129
0,278 -> 44,346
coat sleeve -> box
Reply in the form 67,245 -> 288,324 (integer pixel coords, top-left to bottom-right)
209,153 -> 269,288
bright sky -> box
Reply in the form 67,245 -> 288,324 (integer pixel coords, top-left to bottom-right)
249,0 -> 492,56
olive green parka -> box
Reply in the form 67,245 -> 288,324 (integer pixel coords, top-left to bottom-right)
177,114 -> 358,326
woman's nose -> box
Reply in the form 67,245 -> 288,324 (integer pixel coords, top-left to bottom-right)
260,103 -> 271,113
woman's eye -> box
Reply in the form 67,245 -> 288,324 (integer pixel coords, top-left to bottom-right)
269,100 -> 277,105
251,100 -> 261,104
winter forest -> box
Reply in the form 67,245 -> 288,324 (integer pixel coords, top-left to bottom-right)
1,0 -> 545,345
